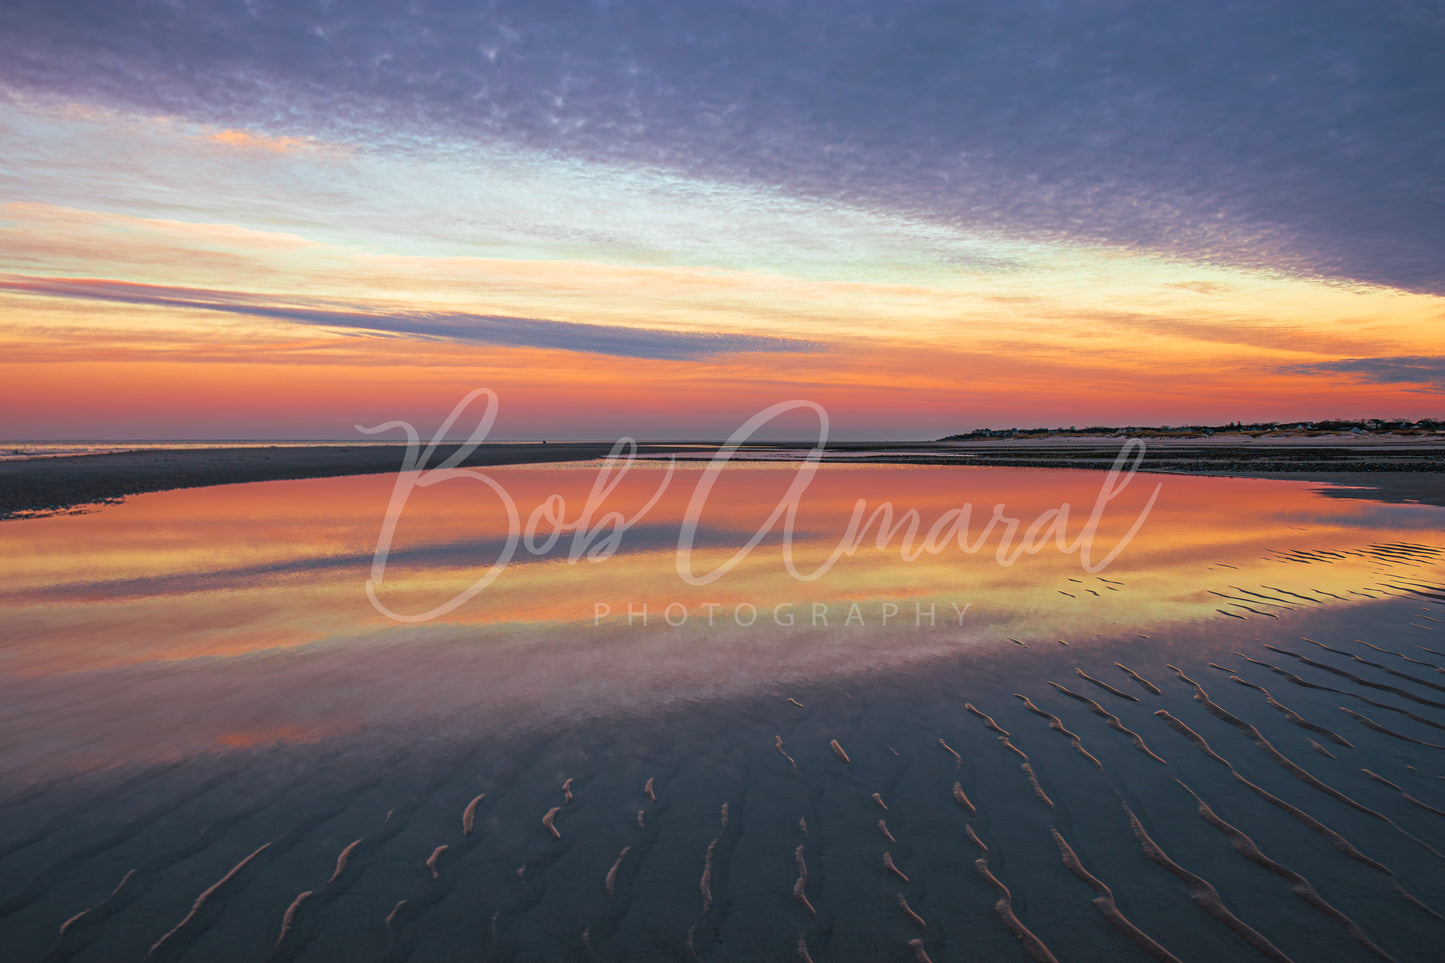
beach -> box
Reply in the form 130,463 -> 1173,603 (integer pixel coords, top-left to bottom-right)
5,3 -> 1442,959
2,555 -> 1443,962
2,457 -> 1444,960
0,443 -> 683,519
3,434 -> 1442,519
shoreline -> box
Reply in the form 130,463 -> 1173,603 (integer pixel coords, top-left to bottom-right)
0,442 -> 688,519
2,438 -> 1444,519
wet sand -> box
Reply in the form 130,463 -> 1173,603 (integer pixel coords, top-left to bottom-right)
0,443 -> 692,519
1,464 -> 1443,959
3,437 -> 1443,519
822,438 -> 1445,508
3,590 -> 1444,962
1223,472 -> 1445,510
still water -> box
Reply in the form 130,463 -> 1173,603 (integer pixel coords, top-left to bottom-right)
1,462 -> 1442,961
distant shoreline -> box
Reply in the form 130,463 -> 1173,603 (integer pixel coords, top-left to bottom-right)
2,437 -> 1444,519
0,443 -> 667,520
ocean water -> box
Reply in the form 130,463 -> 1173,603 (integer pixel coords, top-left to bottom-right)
0,461 -> 1442,961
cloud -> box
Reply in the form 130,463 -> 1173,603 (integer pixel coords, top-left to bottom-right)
0,275 -> 822,360
1164,282 -> 1232,296
1071,310 -> 1392,357
1279,355 -> 1445,389
1,2 -> 1442,292
204,128 -> 313,152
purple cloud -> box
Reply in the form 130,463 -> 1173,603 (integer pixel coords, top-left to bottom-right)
1,2 -> 1441,292
0,274 -> 822,360
1280,355 -> 1445,390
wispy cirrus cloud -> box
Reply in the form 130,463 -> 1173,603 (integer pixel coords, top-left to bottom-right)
0,275 -> 823,360
1071,309 -> 1397,357
1278,355 -> 1445,390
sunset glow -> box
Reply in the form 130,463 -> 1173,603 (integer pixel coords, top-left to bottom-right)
3,461 -> 1437,771
2,3 -> 1441,438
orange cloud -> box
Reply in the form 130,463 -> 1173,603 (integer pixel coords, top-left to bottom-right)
204,128 -> 312,152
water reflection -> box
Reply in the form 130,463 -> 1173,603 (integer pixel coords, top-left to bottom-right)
0,463 -> 1440,777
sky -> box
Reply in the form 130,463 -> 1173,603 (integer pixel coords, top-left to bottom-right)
0,0 -> 1441,440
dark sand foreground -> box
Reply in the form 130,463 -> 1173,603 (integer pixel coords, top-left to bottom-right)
2,446 -> 1444,960
4,589 -> 1445,962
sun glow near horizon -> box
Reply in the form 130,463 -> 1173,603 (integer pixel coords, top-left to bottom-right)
1,3 -> 1442,438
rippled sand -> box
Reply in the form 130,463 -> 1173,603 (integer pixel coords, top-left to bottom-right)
2,584 -> 1444,960
1,467 -> 1443,960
